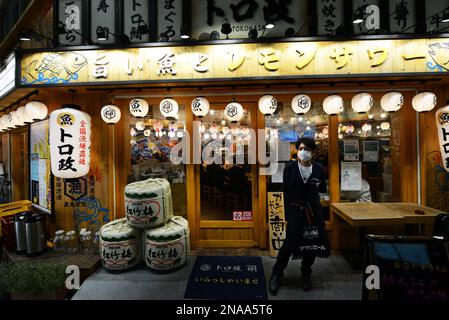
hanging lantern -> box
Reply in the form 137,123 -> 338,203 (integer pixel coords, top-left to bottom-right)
49,107 -> 91,178
2,114 -> 13,129
412,92 -> 437,113
225,101 -> 244,122
25,101 -> 48,120
17,106 -> 33,124
258,95 -> 278,115
381,92 -> 404,112
191,97 -> 210,117
323,95 -> 344,115
436,106 -> 449,172
159,98 -> 179,118
101,105 -> 121,124
10,111 -> 21,127
346,125 -> 355,134
362,123 -> 372,132
351,92 -> 373,114
380,122 -> 391,131
291,94 -> 312,114
144,129 -> 152,137
129,98 -> 149,117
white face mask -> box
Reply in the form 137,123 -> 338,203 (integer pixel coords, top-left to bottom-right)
298,150 -> 312,162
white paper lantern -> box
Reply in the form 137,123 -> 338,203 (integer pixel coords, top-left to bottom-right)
17,106 -> 33,124
224,101 -> 244,122
129,98 -> 149,117
346,125 -> 355,134
381,92 -> 404,112
49,107 -> 91,178
323,95 -> 344,115
135,121 -> 146,131
292,94 -> 312,114
144,129 -> 152,137
1,115 -> 12,129
101,105 -> 121,124
362,123 -> 372,132
10,111 -> 21,127
258,95 -> 278,115
191,97 -> 210,117
25,101 -> 48,120
412,92 -> 437,113
159,98 -> 179,118
352,92 -> 373,113
436,106 -> 449,172
380,122 -> 391,130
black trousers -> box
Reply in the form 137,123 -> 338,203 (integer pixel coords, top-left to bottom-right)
273,208 -> 316,277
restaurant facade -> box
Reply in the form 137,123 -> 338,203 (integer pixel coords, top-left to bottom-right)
0,0 -> 449,254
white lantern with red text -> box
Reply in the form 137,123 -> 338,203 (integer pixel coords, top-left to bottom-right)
129,98 -> 149,117
381,92 -> 404,112
352,92 -> 373,113
25,101 -> 48,120
191,97 -> 210,117
160,98 -> 179,118
49,107 -> 91,178
436,106 -> 449,172
292,94 -> 312,114
101,105 -> 121,124
323,95 -> 344,115
224,101 -> 244,122
259,95 -> 278,115
412,92 -> 437,113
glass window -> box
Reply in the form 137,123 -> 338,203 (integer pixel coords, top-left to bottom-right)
129,105 -> 187,218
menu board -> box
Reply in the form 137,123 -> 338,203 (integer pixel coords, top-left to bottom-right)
364,236 -> 449,300
30,120 -> 53,213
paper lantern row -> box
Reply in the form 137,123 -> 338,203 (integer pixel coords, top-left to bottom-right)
0,101 -> 48,132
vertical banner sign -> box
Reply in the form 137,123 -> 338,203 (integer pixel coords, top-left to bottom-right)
436,106 -> 449,173
58,0 -> 83,46
49,108 -> 91,179
389,0 -> 415,34
124,0 -> 150,43
157,0 -> 183,41
268,192 -> 286,257
317,0 -> 344,36
191,0 -> 308,40
91,0 -> 116,44
352,0 -> 380,34
425,0 -> 449,33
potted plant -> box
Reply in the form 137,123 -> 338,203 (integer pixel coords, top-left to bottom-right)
0,262 -> 67,300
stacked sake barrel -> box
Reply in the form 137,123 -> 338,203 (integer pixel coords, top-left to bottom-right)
100,178 -> 190,273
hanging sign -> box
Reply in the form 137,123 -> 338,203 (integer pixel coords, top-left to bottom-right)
157,0 -> 183,41
436,106 -> 449,173
268,192 -> 286,257
57,0 -> 83,46
49,107 -> 91,178
91,0 -> 116,44
317,0 -> 345,36
124,0 -> 150,43
389,0 -> 416,34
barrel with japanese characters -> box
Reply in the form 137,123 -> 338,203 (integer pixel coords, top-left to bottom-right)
144,216 -> 190,272
125,178 -> 173,229
100,218 -> 142,272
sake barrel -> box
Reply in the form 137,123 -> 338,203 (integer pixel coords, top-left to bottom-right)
125,178 -> 173,229
100,218 -> 142,272
144,216 -> 190,272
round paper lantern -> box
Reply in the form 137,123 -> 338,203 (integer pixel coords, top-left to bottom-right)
258,95 -> 278,115
381,92 -> 404,112
191,97 -> 210,117
49,107 -> 91,178
323,95 -> 344,115
352,92 -> 373,113
144,129 -> 152,137
1,115 -> 12,129
101,105 -> 121,124
159,98 -> 179,118
25,101 -> 48,120
224,101 -> 244,122
412,92 -> 437,113
17,106 -> 33,123
10,111 -> 22,127
135,121 -> 146,131
346,125 -> 355,134
129,98 -> 149,117
380,122 -> 391,130
292,94 -> 312,114
362,123 -> 372,132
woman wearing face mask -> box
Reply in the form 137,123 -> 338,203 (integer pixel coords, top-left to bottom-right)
268,137 -> 330,295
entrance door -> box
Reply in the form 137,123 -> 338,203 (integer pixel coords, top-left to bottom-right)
195,98 -> 260,248
10,130 -> 29,202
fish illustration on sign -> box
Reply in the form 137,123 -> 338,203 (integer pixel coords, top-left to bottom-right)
428,43 -> 449,72
21,52 -> 88,85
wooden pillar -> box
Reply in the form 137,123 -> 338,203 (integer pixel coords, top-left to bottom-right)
328,114 -> 341,252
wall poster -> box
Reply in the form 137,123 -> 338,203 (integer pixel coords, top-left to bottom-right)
341,161 -> 362,191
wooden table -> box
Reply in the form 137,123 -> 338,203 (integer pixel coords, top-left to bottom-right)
331,202 -> 445,253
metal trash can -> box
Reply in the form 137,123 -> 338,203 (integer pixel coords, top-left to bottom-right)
14,211 -> 30,254
25,213 -> 47,256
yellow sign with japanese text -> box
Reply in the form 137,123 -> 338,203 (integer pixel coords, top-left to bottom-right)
19,38 -> 449,86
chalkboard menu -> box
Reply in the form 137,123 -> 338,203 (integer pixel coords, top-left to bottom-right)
364,236 -> 449,300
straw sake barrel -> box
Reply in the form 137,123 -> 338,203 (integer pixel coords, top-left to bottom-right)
125,178 -> 173,229
144,216 -> 190,272
100,218 -> 142,272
